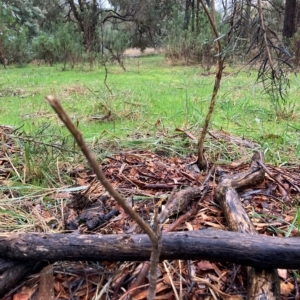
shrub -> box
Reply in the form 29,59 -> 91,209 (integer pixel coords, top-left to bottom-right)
4,27 -> 33,66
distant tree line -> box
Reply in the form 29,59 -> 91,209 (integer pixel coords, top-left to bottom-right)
0,0 -> 300,69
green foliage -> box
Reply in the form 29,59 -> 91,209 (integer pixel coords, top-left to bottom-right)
19,124 -> 72,186
53,23 -> 84,70
0,2 -> 37,66
32,23 -> 85,68
1,0 -> 45,36
3,26 -> 33,66
103,27 -> 129,56
103,25 -> 129,68
32,32 -> 57,65
108,0 -> 177,50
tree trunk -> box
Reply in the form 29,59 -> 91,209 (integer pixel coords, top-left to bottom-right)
0,230 -> 300,268
283,0 -> 297,39
67,0 -> 98,51
196,0 -> 200,34
191,0 -> 195,32
184,0 -> 193,29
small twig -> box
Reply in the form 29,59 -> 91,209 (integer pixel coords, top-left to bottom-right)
6,133 -> 75,153
197,0 -> 225,170
104,64 -> 113,95
294,272 -> 300,300
5,153 -> 24,184
203,165 -> 215,185
56,158 -> 63,185
179,260 -> 183,300
165,210 -> 193,233
275,174 -> 289,201
163,261 -> 180,300
147,208 -> 162,300
257,0 -> 274,70
225,264 -> 241,293
256,161 -> 289,198
157,186 -> 177,224
127,262 -> 150,297
118,279 -> 164,300
282,175 -> 300,193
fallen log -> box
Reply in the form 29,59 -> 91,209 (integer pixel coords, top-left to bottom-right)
215,152 -> 279,299
0,259 -> 37,297
0,230 -> 300,269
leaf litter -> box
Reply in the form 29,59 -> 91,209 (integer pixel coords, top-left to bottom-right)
0,125 -> 300,299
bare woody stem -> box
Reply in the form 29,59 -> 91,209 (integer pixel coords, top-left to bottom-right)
257,0 -> 274,70
197,0 -> 224,170
45,95 -> 157,246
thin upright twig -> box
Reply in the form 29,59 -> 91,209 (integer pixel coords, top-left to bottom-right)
104,64 -> 113,95
197,0 -> 225,170
46,95 -> 160,300
45,95 -> 156,244
257,0 -> 274,70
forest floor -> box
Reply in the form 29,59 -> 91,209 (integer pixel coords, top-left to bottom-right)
0,55 -> 300,299
1,124 -> 300,300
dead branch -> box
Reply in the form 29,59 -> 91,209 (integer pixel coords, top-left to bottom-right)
215,152 -> 280,299
0,230 -> 299,269
46,95 -> 160,300
104,63 -> 113,95
0,259 -> 38,297
157,187 -> 204,224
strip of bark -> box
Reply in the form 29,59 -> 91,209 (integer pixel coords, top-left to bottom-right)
215,152 -> 280,300
0,230 -> 300,268
157,186 -> 203,224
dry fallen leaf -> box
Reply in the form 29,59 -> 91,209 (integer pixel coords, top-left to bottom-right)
198,260 -> 215,271
185,221 -> 194,231
133,282 -> 169,300
13,286 -> 35,300
280,280 -> 294,296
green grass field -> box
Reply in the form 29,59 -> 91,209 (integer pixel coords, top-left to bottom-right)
1,55 -> 299,167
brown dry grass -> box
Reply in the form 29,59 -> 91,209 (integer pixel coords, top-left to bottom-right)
124,47 -> 164,57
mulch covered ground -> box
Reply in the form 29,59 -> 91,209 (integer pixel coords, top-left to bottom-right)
1,125 -> 300,300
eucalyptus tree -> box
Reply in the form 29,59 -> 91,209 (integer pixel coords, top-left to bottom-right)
0,0 -> 46,65
64,0 -> 102,51
0,0 -> 45,35
63,0 -> 137,51
107,0 -> 177,49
